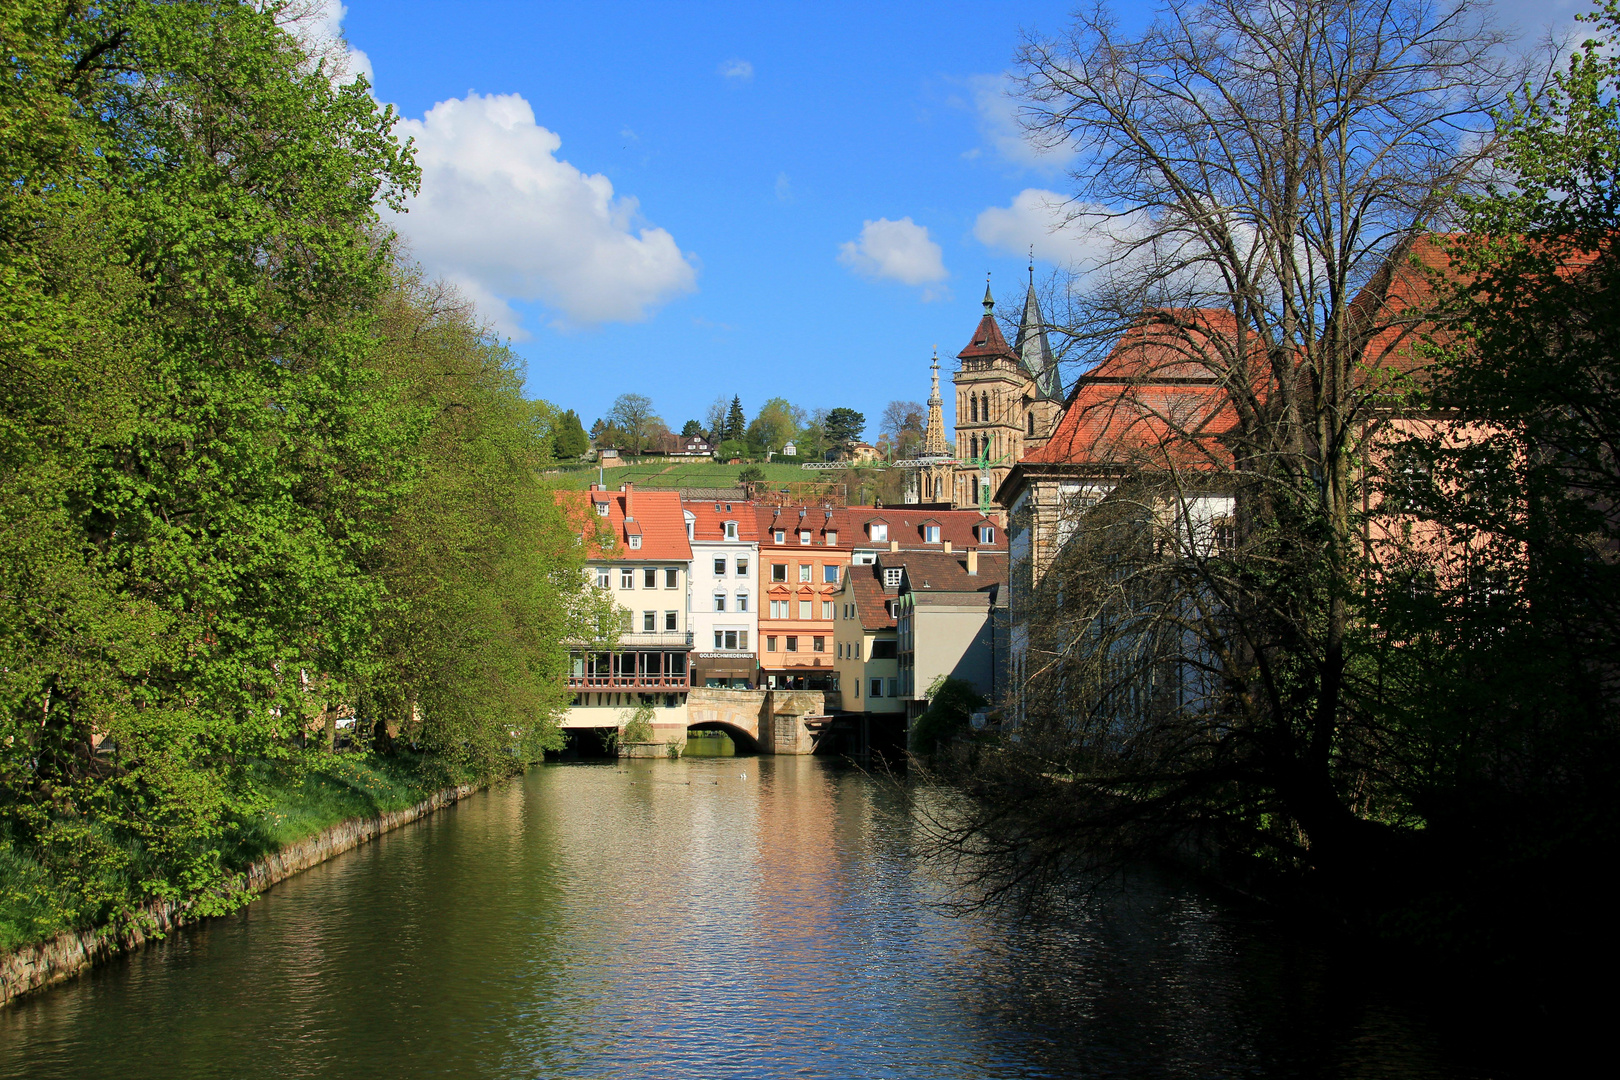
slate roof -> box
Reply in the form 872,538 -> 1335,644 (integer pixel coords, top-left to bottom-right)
557,485 -> 692,561
1015,282 -> 1065,401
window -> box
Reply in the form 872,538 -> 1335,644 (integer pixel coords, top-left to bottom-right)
736,557 -> 749,577
837,642 -> 844,659
870,523 -> 887,542
620,568 -> 635,589
738,630 -> 749,650
619,609 -> 633,632
813,636 -> 825,652
826,530 -> 837,546
798,564 -> 812,583
665,611 -> 678,631
819,600 -> 831,619
870,678 -> 883,698
798,600 -> 812,620
887,678 -> 899,698
772,563 -> 787,582
594,567 -> 610,588
643,567 -> 657,588
977,525 -> 996,544
595,501 -> 610,516
855,642 -> 861,659
969,395 -> 978,422
1027,412 -> 1036,437
766,635 -> 777,652
871,640 -> 897,659
736,593 -> 749,612
714,557 -> 726,575
774,529 -> 785,543
628,535 -> 642,550
884,567 -> 903,589
665,567 -> 678,588
970,435 -> 979,458
923,525 -> 940,543
642,611 -> 655,632
769,599 -> 789,619
823,564 -> 839,584
724,521 -> 738,540
715,631 -> 725,649
785,636 -> 798,652
714,594 -> 727,612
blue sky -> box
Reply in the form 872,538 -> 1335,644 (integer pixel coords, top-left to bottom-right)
321,0 -> 1585,439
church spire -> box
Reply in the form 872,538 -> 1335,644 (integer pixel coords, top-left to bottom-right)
1015,267 -> 1063,401
923,349 -> 947,456
982,274 -> 994,314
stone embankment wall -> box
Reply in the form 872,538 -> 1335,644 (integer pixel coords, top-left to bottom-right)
0,781 -> 479,1009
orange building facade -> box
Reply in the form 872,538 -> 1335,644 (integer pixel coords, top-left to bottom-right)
755,503 -> 852,694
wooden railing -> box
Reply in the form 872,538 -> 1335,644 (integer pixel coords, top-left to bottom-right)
567,673 -> 689,690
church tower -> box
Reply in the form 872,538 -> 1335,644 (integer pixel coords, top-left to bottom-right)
952,271 -> 1066,512
907,351 -> 955,505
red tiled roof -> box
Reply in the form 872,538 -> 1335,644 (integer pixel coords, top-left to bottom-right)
556,485 -> 692,561
848,562 -> 898,631
886,550 -> 1008,594
958,312 -> 1016,360
682,498 -> 759,542
755,504 -> 853,549
1024,312 -> 1240,472
846,507 -> 1007,550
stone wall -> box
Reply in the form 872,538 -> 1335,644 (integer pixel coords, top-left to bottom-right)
683,688 -> 825,755
0,781 -> 480,1009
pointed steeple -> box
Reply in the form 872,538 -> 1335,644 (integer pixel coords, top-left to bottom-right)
982,274 -> 995,314
958,279 -> 1016,362
923,349 -> 947,456
1014,268 -> 1063,400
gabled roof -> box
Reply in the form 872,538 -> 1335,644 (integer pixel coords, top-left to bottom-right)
682,498 -> 760,543
848,562 -> 900,631
557,485 -> 692,561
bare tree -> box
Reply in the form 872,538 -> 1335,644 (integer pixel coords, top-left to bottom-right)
880,400 -> 925,458
703,394 -> 729,442
927,0 -> 1526,903
606,393 -> 660,458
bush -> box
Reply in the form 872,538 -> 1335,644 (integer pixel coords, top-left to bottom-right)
911,677 -> 985,756
620,702 -> 656,743
737,465 -> 766,484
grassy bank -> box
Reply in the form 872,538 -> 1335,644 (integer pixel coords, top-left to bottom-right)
0,753 -> 471,954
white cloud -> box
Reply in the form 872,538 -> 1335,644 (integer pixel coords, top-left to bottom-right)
775,172 -> 793,202
968,74 -> 1072,171
388,92 -> 698,336
719,59 -> 754,81
838,217 -> 948,289
974,189 -> 1115,269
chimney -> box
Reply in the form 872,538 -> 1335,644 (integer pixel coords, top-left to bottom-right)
589,482 -> 600,492
621,482 -> 634,520
944,540 -> 953,553
889,540 -> 900,552
967,547 -> 979,575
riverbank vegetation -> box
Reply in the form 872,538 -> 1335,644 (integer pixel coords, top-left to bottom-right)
1,2 -> 602,951
924,0 -> 1620,975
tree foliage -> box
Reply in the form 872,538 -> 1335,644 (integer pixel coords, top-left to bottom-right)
0,0 -> 591,939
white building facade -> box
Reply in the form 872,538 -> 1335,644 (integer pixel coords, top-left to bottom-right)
683,499 -> 760,688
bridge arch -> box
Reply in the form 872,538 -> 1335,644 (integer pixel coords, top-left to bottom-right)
685,720 -> 759,754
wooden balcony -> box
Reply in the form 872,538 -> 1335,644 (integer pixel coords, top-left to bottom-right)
567,673 -> 690,690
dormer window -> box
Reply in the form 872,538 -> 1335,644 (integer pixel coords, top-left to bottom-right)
978,524 -> 996,544
628,535 -> 642,550
774,529 -> 785,544
826,531 -> 837,546
595,501 -> 609,517
884,567 -> 903,589
870,523 -> 888,542
799,530 -> 811,545
923,525 -> 940,544
724,521 -> 738,541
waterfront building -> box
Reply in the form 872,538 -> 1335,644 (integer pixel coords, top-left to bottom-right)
683,497 -> 760,689
557,483 -> 694,736
951,275 -> 1066,512
755,503 -> 852,698
832,559 -> 903,719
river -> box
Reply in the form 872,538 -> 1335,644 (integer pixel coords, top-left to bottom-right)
0,758 -> 1535,1078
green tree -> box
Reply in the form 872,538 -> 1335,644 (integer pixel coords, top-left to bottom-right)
823,408 -> 866,446
725,396 -> 748,443
745,397 -> 803,456
554,410 -> 590,459
681,419 -> 703,438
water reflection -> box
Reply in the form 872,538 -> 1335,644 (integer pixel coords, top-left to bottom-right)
0,759 -> 1523,1078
